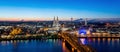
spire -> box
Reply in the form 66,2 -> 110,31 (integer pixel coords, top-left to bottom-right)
85,18 -> 87,26
54,16 -> 55,21
53,16 -> 56,27
57,16 -> 58,21
53,16 -> 60,28
56,16 -> 59,25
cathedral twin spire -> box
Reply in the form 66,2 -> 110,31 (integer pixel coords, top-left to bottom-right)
53,16 -> 59,27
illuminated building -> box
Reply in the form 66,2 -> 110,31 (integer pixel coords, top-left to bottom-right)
78,26 -> 92,36
52,16 -> 60,28
47,16 -> 61,34
79,28 -> 87,35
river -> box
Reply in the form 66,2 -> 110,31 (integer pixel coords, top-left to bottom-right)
0,38 -> 120,52
79,38 -> 120,52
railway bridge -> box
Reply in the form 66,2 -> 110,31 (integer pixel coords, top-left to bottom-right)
60,32 -> 95,52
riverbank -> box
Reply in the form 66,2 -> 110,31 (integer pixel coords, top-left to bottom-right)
0,35 -> 61,41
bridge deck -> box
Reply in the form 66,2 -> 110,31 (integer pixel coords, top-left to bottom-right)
61,32 -> 95,52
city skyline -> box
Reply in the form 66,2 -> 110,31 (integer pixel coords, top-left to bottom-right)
0,0 -> 120,21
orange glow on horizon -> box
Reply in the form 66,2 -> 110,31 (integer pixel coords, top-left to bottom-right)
0,17 -> 45,21
0,17 -> 74,21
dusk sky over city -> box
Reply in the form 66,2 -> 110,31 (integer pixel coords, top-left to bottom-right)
0,0 -> 120,52
0,0 -> 120,21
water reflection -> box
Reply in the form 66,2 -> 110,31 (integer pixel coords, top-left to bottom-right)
62,41 -> 70,52
79,38 -> 120,52
0,38 -> 120,52
80,38 -> 87,45
0,39 -> 70,52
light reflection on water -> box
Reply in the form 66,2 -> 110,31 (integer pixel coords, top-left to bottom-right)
0,39 -> 70,52
80,38 -> 86,44
62,41 -> 70,52
79,38 -> 120,52
0,38 -> 120,52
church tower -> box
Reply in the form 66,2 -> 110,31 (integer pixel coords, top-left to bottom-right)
53,16 -> 56,27
52,16 -> 60,28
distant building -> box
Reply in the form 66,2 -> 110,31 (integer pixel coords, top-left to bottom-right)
52,16 -> 60,31
85,18 -> 87,26
53,16 -> 60,27
47,16 -> 60,34
79,28 -> 87,35
78,26 -> 92,36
